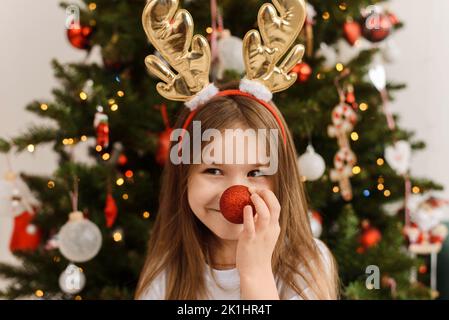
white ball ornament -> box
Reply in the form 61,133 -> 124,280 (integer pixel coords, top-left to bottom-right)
298,145 -> 326,181
309,211 -> 323,238
215,29 -> 245,79
59,263 -> 86,295
58,211 -> 102,263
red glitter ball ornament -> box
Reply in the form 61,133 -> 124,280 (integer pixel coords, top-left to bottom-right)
219,185 -> 256,224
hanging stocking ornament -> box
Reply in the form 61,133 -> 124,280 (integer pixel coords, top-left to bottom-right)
0,169 -> 41,252
9,210 -> 41,252
94,106 -> 110,149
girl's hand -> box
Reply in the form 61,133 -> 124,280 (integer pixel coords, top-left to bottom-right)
236,187 -> 281,279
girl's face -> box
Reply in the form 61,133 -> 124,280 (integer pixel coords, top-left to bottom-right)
187,125 -> 275,241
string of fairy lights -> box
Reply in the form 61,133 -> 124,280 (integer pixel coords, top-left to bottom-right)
25,1 -> 418,299
31,84 -> 151,300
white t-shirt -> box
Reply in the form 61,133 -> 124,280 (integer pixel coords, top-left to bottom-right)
139,238 -> 331,300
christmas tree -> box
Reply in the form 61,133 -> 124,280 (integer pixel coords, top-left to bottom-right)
0,0 -> 445,300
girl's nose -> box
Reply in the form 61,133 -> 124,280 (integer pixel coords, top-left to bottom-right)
225,176 -> 254,191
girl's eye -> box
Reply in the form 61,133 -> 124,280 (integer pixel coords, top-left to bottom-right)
248,170 -> 265,178
204,168 -> 222,176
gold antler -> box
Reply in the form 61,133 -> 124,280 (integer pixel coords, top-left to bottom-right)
243,0 -> 307,93
142,0 -> 212,102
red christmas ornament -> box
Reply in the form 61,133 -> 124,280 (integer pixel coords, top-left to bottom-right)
219,185 -> 256,224
96,122 -> 110,148
345,84 -> 358,110
343,20 -> 362,46
360,226 -> 382,249
104,193 -> 118,228
67,24 -> 93,50
292,62 -> 312,83
9,211 -> 41,252
362,13 -> 392,43
156,104 -> 173,166
430,234 -> 444,244
418,264 -> 427,274
94,106 -> 109,149
118,154 -> 128,167
311,210 -> 323,224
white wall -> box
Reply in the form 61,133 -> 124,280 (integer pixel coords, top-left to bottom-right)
387,0 -> 449,199
0,0 -> 448,288
0,0 -> 85,273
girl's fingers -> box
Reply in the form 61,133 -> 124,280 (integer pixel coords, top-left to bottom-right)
250,191 -> 270,230
257,189 -> 281,224
243,205 -> 255,236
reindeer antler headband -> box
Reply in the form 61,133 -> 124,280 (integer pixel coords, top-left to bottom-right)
142,0 -> 307,146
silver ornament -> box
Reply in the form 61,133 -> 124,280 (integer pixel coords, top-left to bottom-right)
59,263 -> 86,295
58,211 -> 102,263
298,145 -> 326,181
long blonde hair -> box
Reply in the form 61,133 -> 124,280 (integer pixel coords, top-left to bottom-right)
135,85 -> 339,299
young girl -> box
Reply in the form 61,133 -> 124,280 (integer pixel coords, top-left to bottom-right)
136,0 -> 339,300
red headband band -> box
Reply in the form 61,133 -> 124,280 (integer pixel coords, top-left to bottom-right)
179,90 -> 287,153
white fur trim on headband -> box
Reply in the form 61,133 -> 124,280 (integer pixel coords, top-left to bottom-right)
184,83 -> 220,111
239,78 -> 273,102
